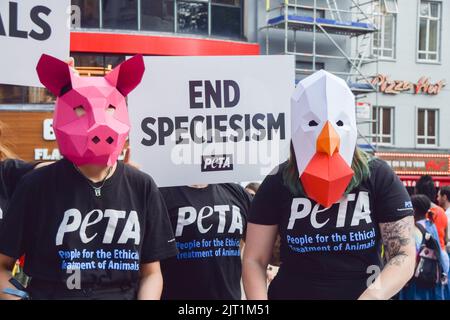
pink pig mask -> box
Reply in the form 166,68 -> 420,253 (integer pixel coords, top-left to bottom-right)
36,54 -> 145,166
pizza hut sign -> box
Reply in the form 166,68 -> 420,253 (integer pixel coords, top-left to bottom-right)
371,74 -> 446,95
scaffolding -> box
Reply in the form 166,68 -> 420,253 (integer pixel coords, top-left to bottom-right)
262,0 -> 388,152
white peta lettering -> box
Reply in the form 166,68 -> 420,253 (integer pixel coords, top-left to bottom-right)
56,209 -> 140,246
175,205 -> 243,237
288,192 -> 372,230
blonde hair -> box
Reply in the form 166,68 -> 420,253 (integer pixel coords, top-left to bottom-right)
0,121 -> 17,160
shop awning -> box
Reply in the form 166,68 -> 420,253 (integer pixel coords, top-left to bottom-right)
399,175 -> 450,187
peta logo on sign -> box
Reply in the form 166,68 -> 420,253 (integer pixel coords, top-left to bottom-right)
201,155 -> 233,172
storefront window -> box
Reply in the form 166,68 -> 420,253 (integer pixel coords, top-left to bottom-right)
72,54 -> 126,76
0,54 -> 124,105
72,0 -> 100,28
0,85 -> 54,105
141,0 -> 175,32
177,0 -> 208,35
0,85 -> 25,104
211,3 -> 241,38
103,0 -> 138,30
212,0 -> 240,5
70,0 -> 243,39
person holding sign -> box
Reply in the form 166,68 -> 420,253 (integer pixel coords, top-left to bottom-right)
0,54 -> 178,300
243,70 -> 416,300
159,183 -> 251,299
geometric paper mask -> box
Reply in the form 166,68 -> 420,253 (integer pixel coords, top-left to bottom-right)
36,54 -> 145,166
291,70 -> 357,208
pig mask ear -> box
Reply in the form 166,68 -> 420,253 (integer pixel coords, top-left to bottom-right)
105,54 -> 145,97
36,54 -> 73,97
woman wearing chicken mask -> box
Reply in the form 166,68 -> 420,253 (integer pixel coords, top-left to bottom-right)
243,70 -> 416,300
0,54 -> 177,300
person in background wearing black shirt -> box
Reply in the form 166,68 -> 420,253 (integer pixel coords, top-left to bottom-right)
0,121 -> 35,227
243,70 -> 415,300
159,183 -> 252,299
0,54 -> 177,300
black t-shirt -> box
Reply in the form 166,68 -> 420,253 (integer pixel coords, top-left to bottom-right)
0,159 -> 34,226
249,158 -> 414,300
0,159 -> 178,298
159,184 -> 252,300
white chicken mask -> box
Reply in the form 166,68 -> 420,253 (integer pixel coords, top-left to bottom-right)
291,70 -> 357,208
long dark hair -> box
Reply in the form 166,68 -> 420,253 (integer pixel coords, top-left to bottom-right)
282,142 -> 372,197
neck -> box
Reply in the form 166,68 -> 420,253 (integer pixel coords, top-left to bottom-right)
444,202 -> 450,210
76,163 -> 117,183
189,184 -> 209,189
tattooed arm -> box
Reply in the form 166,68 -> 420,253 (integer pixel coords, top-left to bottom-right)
359,215 -> 416,300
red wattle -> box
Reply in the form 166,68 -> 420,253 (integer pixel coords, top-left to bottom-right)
300,153 -> 354,208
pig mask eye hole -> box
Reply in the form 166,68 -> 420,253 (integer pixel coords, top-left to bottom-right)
73,106 -> 86,117
106,104 -> 116,116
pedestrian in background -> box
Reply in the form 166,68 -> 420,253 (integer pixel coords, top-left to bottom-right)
415,175 -> 448,251
398,194 -> 449,300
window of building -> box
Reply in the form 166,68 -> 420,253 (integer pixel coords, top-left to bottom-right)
102,0 -> 138,30
417,108 -> 438,146
141,0 -> 175,32
296,61 -> 325,72
71,54 -> 126,76
177,0 -> 208,35
71,0 -> 100,28
383,0 -> 398,14
0,85 -> 54,105
211,0 -> 241,38
372,0 -> 397,59
0,54 -> 125,105
418,1 -> 441,62
372,106 -> 394,145
70,0 -> 243,39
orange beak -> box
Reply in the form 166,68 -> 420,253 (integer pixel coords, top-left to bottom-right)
316,121 -> 340,156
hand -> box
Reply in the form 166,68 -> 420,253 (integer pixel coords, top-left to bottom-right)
266,265 -> 279,284
65,57 -> 80,75
441,273 -> 448,285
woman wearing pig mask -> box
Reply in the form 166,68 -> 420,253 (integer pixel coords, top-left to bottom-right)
0,54 -> 178,300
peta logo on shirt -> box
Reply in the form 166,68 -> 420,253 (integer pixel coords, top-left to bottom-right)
175,205 -> 243,237
288,192 -> 371,230
56,209 -> 141,246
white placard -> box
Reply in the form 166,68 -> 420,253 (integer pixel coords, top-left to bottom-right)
129,55 -> 295,187
0,0 -> 70,87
